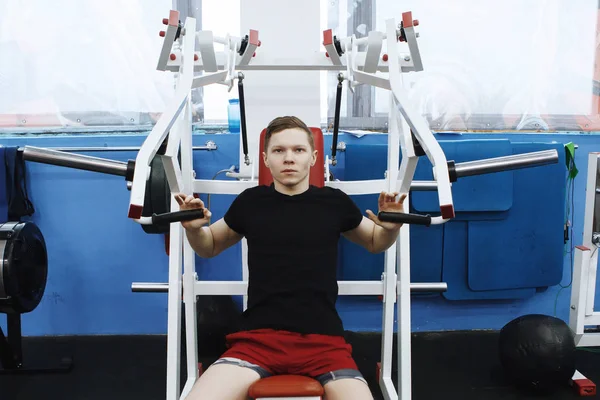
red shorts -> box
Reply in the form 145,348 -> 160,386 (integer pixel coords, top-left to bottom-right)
217,329 -> 360,379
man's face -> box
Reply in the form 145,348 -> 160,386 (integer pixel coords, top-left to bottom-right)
262,128 -> 317,188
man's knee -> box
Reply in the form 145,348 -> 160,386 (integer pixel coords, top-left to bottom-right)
320,369 -> 373,400
323,378 -> 373,400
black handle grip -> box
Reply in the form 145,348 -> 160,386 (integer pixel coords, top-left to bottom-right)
151,209 -> 205,225
378,211 -> 432,227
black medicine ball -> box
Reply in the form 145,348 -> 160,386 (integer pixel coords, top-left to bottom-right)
498,314 -> 576,393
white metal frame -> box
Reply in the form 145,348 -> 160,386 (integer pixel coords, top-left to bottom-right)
569,152 -> 600,393
569,153 -> 600,346
129,10 -> 454,400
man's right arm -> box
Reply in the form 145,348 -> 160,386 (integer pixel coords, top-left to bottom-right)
184,218 -> 243,258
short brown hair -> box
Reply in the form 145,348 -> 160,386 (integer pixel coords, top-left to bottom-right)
264,116 -> 314,152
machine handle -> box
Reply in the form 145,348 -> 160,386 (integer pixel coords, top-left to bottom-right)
378,211 -> 431,226
151,209 -> 205,225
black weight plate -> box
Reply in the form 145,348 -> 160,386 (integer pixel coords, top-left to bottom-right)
0,222 -> 48,314
141,155 -> 170,234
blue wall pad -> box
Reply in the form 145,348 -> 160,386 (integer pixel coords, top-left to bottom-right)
467,142 -> 566,291
442,221 -> 536,300
0,146 -> 7,223
411,139 -> 513,214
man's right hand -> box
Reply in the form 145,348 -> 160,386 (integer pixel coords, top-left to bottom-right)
174,193 -> 212,230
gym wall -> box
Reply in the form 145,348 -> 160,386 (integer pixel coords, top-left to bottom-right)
0,131 -> 593,336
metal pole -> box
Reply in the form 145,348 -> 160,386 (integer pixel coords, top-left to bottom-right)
17,142 -> 217,153
132,283 -> 170,293
21,146 -> 128,177
410,181 -> 438,191
453,149 -> 558,179
409,282 -> 447,293
131,281 -> 447,293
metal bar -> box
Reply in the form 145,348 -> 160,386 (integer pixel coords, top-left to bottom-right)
406,282 -> 447,293
16,143 -> 217,152
325,179 -> 439,194
21,146 -> 128,177
131,281 -> 447,294
583,312 -> 600,326
454,149 -> 558,179
238,76 -> 249,165
410,181 -> 439,191
164,52 -> 417,72
575,332 -> 600,347
331,76 -> 343,164
7,313 -> 22,367
132,283 -> 170,293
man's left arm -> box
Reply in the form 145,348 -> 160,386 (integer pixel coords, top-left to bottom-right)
342,192 -> 407,254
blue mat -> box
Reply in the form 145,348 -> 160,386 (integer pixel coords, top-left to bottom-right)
442,221 -> 536,300
466,142 -> 566,291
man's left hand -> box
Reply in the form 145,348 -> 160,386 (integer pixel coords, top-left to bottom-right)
366,192 -> 408,230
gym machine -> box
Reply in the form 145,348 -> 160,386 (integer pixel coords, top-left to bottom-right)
125,10 -> 558,400
16,9 -> 559,400
569,152 -> 600,395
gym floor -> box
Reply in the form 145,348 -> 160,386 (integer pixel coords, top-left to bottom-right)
2,330 -> 599,400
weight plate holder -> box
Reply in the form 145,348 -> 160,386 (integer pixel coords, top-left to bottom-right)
139,155 -> 171,234
0,221 -> 48,314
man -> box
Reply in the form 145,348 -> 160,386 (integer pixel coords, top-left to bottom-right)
176,116 -> 406,400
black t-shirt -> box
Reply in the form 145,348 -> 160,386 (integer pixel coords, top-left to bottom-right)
223,184 -> 363,337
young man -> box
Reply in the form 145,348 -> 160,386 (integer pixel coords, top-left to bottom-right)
175,116 -> 406,400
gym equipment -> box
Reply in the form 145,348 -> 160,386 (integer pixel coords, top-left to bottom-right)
125,10 -> 560,400
0,221 -> 72,374
20,146 -> 205,233
499,314 -> 576,393
568,152 -> 600,396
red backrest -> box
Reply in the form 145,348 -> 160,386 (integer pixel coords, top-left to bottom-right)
258,127 -> 325,187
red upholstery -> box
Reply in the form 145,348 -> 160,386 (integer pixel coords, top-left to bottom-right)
258,127 -> 325,187
248,375 -> 324,398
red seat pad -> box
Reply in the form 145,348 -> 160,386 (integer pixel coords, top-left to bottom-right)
249,375 -> 324,398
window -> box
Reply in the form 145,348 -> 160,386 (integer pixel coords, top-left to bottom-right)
320,0 -> 384,130
0,0 -> 174,130
2,1 -> 597,133
321,0 -> 599,132
373,0 -> 598,131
